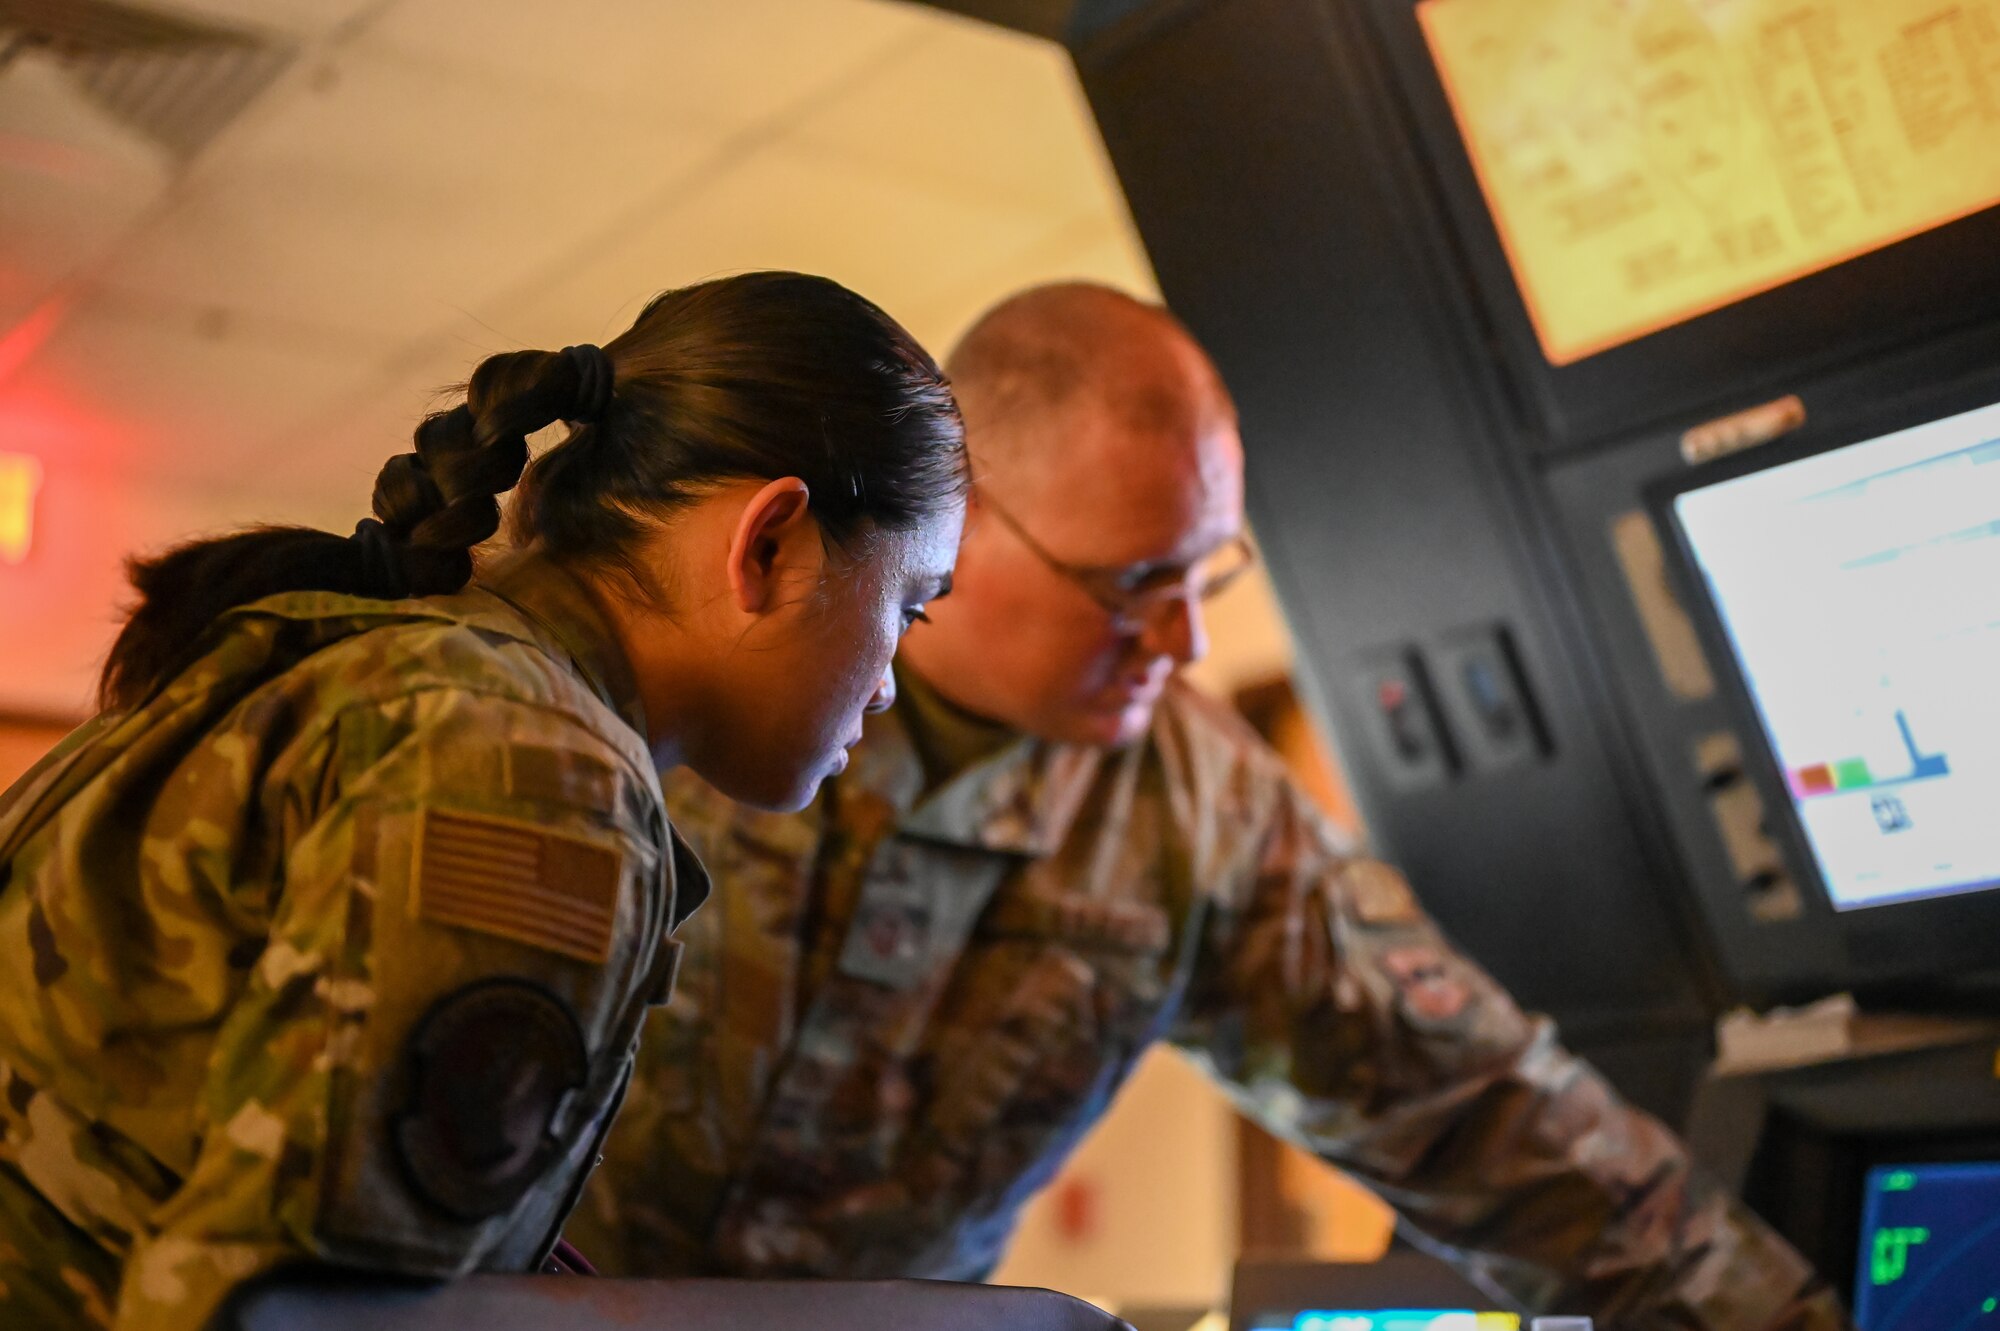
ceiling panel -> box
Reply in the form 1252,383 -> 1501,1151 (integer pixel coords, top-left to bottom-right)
494,136 -> 1054,353
0,56 -> 173,328
1045,212 -> 1159,298
360,0 -> 929,129
901,204 -> 1158,352
8,302 -> 380,487
92,44 -> 721,349
795,13 -> 1114,217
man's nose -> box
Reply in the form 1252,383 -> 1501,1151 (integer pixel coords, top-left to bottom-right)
1139,594 -> 1208,668
865,666 -> 898,714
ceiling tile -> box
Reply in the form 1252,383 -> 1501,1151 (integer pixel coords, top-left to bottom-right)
8,302 -> 379,490
91,45 -> 721,349
898,205 -> 1159,353
496,137 -> 1054,352
0,56 -> 173,326
360,0 -> 929,129
794,14 -> 1116,216
1051,214 -> 1160,299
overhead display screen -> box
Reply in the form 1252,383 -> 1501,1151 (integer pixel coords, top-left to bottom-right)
1416,0 -> 2000,366
1670,399 -> 2000,912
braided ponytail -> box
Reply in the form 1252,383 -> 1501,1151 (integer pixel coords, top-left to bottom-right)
99,270 -> 963,711
97,345 -> 608,709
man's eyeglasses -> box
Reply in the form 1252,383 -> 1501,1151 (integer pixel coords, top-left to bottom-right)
979,490 -> 1257,634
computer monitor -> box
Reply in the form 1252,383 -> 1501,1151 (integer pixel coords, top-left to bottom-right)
1229,1254 -> 1519,1331
1663,396 -> 2000,915
1415,0 -> 2000,370
1852,1160 -> 2000,1330
1684,1032 -> 2000,1321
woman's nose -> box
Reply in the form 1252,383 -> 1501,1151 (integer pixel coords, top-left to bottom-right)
866,667 -> 898,714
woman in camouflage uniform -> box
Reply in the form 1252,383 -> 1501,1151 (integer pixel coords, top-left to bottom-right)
0,271 -> 966,1331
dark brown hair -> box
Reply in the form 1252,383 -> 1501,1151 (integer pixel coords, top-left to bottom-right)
100,271 -> 965,709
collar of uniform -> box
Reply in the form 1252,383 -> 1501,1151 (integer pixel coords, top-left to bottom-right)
852,667 -> 1102,857
474,549 -> 650,740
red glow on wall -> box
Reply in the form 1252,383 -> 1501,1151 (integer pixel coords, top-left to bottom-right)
0,387 -> 143,716
0,292 -> 72,388
0,388 -> 130,466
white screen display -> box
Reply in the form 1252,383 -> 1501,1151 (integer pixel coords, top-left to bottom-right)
1673,399 -> 2000,911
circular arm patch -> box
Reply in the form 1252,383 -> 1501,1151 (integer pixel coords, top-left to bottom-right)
392,979 -> 590,1221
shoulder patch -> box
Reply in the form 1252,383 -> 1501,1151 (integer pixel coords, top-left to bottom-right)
393,979 -> 589,1220
1343,860 -> 1422,927
411,808 -> 621,963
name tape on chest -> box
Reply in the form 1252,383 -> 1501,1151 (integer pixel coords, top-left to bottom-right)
984,893 -> 1172,956
411,808 -> 622,964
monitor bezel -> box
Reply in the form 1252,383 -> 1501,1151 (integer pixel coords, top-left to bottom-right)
1647,379 -> 2000,991
1227,1255 -> 1509,1331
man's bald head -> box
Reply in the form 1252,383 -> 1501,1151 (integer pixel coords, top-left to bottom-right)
900,282 -> 1247,747
945,283 -> 1236,498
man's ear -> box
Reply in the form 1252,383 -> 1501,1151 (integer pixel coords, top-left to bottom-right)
727,477 -> 814,614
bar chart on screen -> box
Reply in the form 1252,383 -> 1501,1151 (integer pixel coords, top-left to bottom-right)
1788,710 -> 1950,801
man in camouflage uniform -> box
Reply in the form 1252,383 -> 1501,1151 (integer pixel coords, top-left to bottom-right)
0,553 -> 701,1330
568,285 -> 1852,1328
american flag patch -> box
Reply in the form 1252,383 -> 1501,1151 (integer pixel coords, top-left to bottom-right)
411,808 -> 622,964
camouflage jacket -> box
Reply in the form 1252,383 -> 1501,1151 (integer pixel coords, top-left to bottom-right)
569,672 -> 1849,1330
0,554 -> 702,1331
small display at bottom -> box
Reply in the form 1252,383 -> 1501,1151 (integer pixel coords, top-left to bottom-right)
1853,1160 -> 2000,1329
1283,1315 -> 1519,1331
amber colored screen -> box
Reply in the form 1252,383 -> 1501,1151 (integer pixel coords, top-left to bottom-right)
1417,0 -> 2000,366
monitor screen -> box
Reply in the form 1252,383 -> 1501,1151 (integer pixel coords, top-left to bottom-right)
1415,0 -> 2000,366
1853,1161 -> 2000,1329
1669,398 -> 2000,912
1267,1316 -> 1518,1331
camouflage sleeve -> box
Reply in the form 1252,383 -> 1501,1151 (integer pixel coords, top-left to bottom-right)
112,688 -> 673,1331
562,768 -> 827,1276
1172,775 -> 1851,1330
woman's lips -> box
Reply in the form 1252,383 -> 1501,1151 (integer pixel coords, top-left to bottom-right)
1107,678 -> 1163,708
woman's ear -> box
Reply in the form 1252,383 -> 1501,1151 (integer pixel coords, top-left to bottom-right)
726,477 -> 814,614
